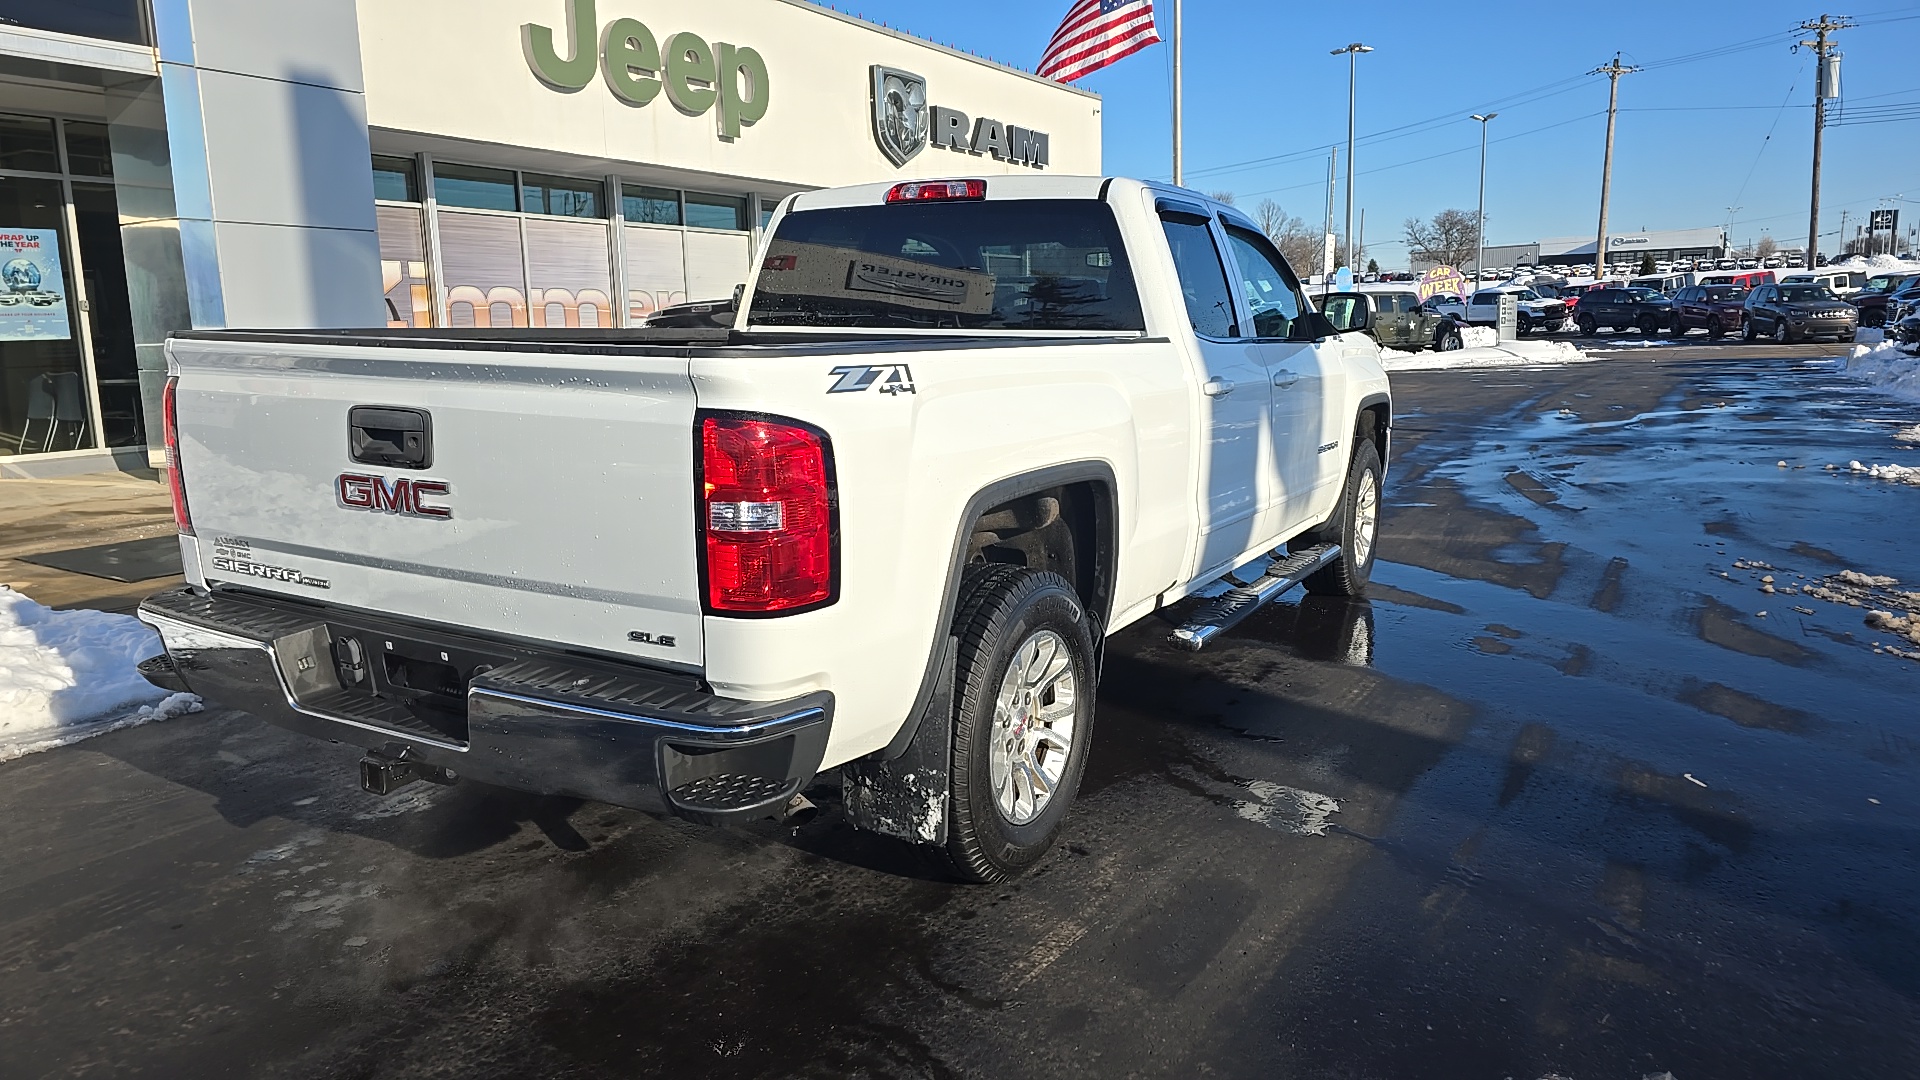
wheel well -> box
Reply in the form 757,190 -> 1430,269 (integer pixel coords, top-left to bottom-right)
1356,402 -> 1390,467
964,481 -> 1112,630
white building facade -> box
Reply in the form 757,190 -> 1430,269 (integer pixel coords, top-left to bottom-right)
0,0 -> 1100,475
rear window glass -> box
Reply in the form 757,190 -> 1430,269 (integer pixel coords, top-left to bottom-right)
748,199 -> 1144,331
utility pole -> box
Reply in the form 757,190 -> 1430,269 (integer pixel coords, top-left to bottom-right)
1838,207 -> 1849,257
1591,53 -> 1639,281
1332,43 -> 1373,271
1797,14 -> 1851,269
1472,113 -> 1497,290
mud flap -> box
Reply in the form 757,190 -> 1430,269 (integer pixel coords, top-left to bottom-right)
841,634 -> 956,846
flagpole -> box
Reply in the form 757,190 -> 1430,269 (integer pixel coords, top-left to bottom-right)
1171,0 -> 1182,186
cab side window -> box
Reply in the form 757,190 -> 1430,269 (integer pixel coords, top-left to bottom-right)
1222,225 -> 1304,339
1160,216 -> 1238,338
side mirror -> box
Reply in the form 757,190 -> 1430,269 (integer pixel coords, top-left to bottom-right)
1302,310 -> 1344,339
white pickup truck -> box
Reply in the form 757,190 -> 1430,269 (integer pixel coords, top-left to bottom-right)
137,176 -> 1391,881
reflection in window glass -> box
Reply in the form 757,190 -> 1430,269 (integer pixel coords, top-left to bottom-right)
376,205 -> 430,327
622,186 -> 681,225
525,218 -> 613,327
433,163 -> 518,212
372,156 -> 418,202
522,173 -> 603,218
758,203 -> 775,231
438,211 -> 528,327
0,114 -> 58,173
1160,217 -> 1237,338
62,122 -> 112,177
1223,226 -> 1302,339
3,1 -> 149,44
685,192 -> 748,231
624,225 -> 688,322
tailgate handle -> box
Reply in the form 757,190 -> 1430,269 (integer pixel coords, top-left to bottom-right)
349,406 -> 432,469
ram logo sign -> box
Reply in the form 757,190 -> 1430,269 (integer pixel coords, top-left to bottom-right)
337,473 -> 453,519
869,65 -> 1049,170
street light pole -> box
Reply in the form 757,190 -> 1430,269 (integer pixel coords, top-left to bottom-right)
1331,43 -> 1372,272
1472,113 -> 1497,291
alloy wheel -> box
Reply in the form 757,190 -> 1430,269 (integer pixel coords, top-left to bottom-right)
988,629 -> 1079,826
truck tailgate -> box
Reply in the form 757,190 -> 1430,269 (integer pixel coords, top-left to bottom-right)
168,336 -> 704,666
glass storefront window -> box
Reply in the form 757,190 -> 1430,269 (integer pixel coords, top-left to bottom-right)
0,175 -> 92,456
624,225 -> 688,323
758,203 -> 775,231
0,115 -> 59,174
433,163 -> 518,212
372,156 -> 419,202
526,219 -> 613,327
2,0 -> 149,45
685,192 -> 748,231
523,174 -> 603,219
439,212 -> 528,327
377,206 -> 431,328
622,186 -> 681,226
63,122 -> 113,178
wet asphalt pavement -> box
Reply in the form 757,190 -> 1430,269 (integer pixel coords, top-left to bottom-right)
5,343 -> 1919,1079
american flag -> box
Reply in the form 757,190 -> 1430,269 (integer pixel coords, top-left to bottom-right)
1036,0 -> 1161,83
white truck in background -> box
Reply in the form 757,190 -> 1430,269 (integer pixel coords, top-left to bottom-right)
137,176 -> 1392,882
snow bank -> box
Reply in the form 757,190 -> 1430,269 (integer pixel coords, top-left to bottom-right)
1383,340 -> 1592,372
1831,254 -> 1920,274
1844,341 -> 1920,403
1848,459 -> 1920,486
0,587 -> 200,762
1460,326 -> 1498,349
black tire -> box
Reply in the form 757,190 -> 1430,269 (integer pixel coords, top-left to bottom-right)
1863,308 -> 1886,329
1638,315 -> 1661,336
1436,325 -> 1463,351
1773,320 -> 1792,345
1577,314 -> 1597,337
1707,323 -> 1724,341
1743,318 -> 1758,343
1303,441 -> 1383,597
942,564 -> 1097,884
1517,313 -> 1534,336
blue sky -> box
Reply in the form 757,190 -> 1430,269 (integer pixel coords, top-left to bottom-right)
843,0 -> 1920,269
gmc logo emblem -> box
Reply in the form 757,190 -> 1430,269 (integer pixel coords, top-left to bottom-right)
337,473 -> 452,519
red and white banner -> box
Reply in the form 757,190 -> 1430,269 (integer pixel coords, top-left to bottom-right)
1037,0 -> 1161,84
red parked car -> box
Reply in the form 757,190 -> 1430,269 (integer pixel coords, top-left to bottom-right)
1669,283 -> 1749,339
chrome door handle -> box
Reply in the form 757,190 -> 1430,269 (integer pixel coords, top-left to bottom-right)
1271,371 -> 1299,388
1202,376 -> 1236,397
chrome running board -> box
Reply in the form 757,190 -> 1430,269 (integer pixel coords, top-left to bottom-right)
1169,544 -> 1342,652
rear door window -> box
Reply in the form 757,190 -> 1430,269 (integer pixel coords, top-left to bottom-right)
1160,216 -> 1239,338
748,198 -> 1144,331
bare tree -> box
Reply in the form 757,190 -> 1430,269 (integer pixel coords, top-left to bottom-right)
1404,209 -> 1479,270
1208,190 -> 1237,205
1252,199 -> 1325,275
1755,235 -> 1778,259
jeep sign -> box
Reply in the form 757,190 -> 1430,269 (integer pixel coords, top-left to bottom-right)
523,0 -> 769,140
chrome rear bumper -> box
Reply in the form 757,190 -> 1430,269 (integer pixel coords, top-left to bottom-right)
136,587 -> 830,823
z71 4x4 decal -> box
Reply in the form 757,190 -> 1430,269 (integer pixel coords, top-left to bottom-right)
826,364 -> 916,395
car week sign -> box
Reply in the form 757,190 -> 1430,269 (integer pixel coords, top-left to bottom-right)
522,0 -> 769,139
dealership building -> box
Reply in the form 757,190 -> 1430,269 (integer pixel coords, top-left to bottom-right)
0,0 -> 1099,475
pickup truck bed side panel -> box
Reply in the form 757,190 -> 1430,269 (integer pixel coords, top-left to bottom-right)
692,338 -> 1191,768
168,339 -> 706,666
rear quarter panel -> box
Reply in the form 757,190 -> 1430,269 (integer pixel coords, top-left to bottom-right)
691,337 -> 1190,767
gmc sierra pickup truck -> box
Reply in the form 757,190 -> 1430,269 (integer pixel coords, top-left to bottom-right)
136,176 -> 1391,882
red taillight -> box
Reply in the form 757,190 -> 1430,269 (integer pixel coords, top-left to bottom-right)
699,415 -> 834,614
885,179 -> 986,203
162,376 -> 193,536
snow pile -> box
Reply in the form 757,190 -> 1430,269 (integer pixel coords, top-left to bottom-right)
1383,339 -> 1592,372
0,587 -> 200,762
1848,459 -> 1920,486
1896,425 -> 1920,444
1461,326 -> 1498,349
1830,253 -> 1920,274
1845,341 -> 1920,403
